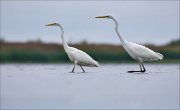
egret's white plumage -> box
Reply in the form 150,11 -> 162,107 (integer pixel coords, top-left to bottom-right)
66,46 -> 99,67
96,15 -> 163,72
46,23 -> 99,72
123,42 -> 163,63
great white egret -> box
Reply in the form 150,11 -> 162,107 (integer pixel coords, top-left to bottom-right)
45,23 -> 99,72
96,15 -> 163,73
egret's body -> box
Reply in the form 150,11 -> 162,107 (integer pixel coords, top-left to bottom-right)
96,15 -> 163,72
123,42 -> 163,63
46,23 -> 99,72
65,46 -> 99,67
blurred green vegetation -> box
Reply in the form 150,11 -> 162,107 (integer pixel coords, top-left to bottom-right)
0,39 -> 179,63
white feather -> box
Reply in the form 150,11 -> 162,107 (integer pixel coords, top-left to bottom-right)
123,42 -> 164,63
66,46 -> 99,67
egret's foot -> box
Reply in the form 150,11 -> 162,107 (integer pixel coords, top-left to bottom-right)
128,70 -> 146,73
71,65 -> 76,73
79,65 -> 86,73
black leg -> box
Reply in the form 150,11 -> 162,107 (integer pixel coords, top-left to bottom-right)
140,64 -> 142,71
71,65 -> 75,73
128,63 -> 146,73
80,65 -> 85,73
141,63 -> 146,72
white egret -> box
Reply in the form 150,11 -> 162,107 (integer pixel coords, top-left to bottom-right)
46,23 -> 99,72
96,15 -> 163,73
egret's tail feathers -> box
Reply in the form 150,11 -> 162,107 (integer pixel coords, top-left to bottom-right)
90,60 -> 99,67
79,60 -> 99,67
156,52 -> 164,60
94,61 -> 99,67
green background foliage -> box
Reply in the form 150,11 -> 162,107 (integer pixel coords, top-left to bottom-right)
0,39 -> 179,63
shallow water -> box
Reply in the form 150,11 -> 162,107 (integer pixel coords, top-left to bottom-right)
0,64 -> 179,109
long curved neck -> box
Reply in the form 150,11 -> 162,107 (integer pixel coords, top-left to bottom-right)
111,17 -> 127,44
58,24 -> 69,49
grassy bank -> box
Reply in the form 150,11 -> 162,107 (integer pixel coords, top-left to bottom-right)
0,41 -> 179,63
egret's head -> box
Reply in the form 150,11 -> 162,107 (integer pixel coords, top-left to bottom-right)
45,23 -> 60,26
95,15 -> 113,19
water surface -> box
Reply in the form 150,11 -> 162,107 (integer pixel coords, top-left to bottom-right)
1,64 -> 179,109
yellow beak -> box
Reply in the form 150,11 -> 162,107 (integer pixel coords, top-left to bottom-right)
45,23 -> 55,26
95,16 -> 109,18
